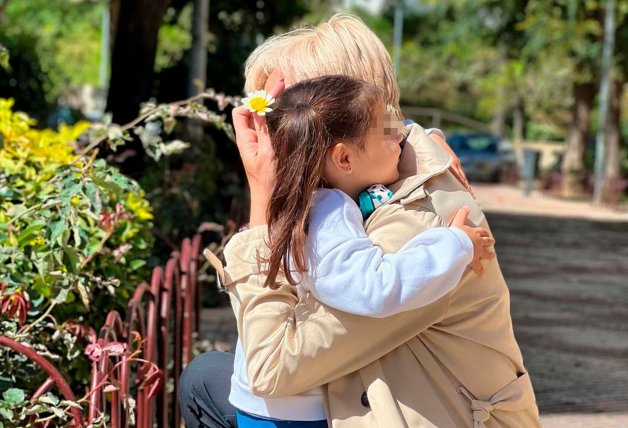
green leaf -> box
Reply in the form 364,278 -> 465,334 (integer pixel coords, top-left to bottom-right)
85,238 -> 103,256
0,407 -> 12,421
38,393 -> 59,406
59,182 -> 82,204
129,259 -> 146,271
76,281 -> 90,309
52,248 -> 65,266
111,172 -> 134,191
2,388 -> 25,405
0,44 -> 9,71
17,224 -> 44,247
0,187 -> 17,199
63,247 -> 80,273
32,280 -> 52,298
49,219 -> 66,245
93,159 -> 106,169
25,404 -> 46,415
32,251 -> 51,278
53,288 -> 69,304
59,400 -> 82,409
85,181 -> 102,214
6,204 -> 26,218
163,116 -> 176,134
51,406 -> 65,418
135,239 -> 148,250
72,226 -> 81,247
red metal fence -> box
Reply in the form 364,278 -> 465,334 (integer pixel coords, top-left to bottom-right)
1,233 -> 208,427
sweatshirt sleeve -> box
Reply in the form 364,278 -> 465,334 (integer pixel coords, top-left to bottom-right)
303,189 -> 473,318
222,223 -> 452,398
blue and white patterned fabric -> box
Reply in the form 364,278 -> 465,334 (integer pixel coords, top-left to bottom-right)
358,184 -> 393,220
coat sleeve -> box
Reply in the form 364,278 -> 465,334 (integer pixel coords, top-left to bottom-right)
223,204 -> 454,398
305,189 -> 472,317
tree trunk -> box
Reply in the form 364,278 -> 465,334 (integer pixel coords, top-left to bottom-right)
186,0 -> 209,143
561,82 -> 596,198
105,0 -> 170,176
602,78 -> 623,202
512,96 -> 525,143
109,0 -> 121,48
188,0 -> 209,97
490,48 -> 507,138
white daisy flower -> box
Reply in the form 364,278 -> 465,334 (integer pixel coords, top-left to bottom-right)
241,89 -> 275,116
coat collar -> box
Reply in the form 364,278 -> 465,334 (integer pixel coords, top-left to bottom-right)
386,123 -> 452,205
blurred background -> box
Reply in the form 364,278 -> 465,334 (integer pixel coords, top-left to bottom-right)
0,0 -> 627,426
1,0 -> 627,222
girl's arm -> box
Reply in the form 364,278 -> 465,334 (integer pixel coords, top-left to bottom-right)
222,210 -> 454,398
303,189 -> 473,318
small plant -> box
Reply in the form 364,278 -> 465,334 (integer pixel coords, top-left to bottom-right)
0,97 -> 154,425
0,88 -> 237,425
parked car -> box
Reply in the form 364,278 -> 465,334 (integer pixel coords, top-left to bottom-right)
447,132 -> 517,182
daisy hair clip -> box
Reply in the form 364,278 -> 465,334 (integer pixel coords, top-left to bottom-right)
242,89 -> 275,116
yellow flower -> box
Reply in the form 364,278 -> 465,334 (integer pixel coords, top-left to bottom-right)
125,192 -> 153,221
241,90 -> 275,116
29,236 -> 45,246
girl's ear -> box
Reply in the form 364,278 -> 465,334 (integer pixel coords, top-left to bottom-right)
328,142 -> 353,174
324,142 -> 356,189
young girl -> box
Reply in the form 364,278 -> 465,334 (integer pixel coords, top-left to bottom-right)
231,75 -> 493,427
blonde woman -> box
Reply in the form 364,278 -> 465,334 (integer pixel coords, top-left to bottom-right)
180,13 -> 540,428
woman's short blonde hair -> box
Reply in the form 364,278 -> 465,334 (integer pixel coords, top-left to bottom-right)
244,12 -> 401,118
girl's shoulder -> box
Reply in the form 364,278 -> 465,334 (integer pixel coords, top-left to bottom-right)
310,188 -> 362,234
313,188 -> 352,206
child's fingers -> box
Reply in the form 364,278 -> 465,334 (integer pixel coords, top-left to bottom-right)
449,206 -> 470,227
469,260 -> 485,277
476,227 -> 490,238
481,236 -> 495,247
478,245 -> 494,261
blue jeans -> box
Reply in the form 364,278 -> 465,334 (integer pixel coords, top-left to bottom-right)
236,410 -> 328,428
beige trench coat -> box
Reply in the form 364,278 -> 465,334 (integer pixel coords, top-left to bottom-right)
214,124 -> 541,427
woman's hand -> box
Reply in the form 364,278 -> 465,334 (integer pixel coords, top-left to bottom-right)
232,77 -> 286,226
429,134 -> 475,198
449,206 -> 495,276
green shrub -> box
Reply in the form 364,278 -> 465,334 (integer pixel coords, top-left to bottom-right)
0,98 -> 153,426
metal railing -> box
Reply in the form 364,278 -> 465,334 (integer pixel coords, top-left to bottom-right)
1,233 -> 209,427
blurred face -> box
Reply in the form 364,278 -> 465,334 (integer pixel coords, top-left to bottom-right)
351,104 -> 404,189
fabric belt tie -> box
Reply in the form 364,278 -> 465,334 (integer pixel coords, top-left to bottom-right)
458,372 -> 535,428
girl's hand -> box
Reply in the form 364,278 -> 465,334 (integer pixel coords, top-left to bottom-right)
232,77 -> 286,226
449,206 -> 495,276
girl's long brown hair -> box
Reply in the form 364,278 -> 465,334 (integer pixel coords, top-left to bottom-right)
264,75 -> 382,288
